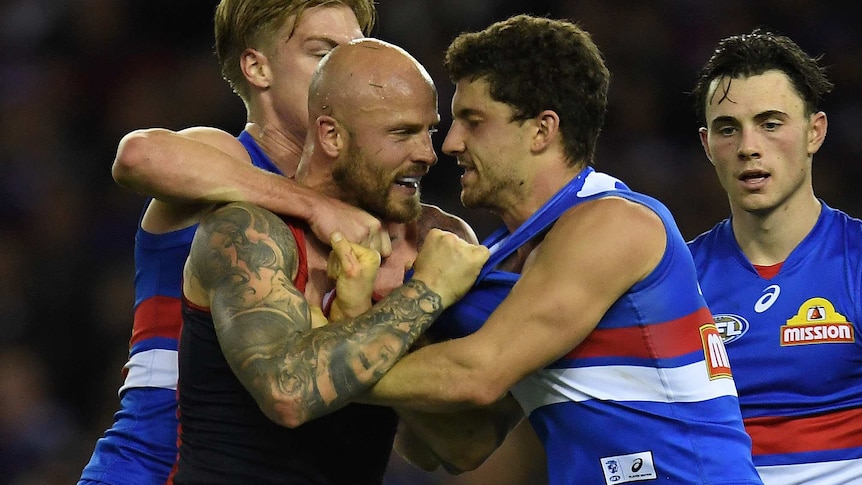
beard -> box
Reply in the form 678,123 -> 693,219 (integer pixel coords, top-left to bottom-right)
460,178 -> 499,211
332,143 -> 422,223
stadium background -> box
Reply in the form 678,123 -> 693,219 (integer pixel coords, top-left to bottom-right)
1,1 -> 859,483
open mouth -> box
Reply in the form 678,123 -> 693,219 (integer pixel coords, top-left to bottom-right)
394,176 -> 420,189
739,170 -> 770,184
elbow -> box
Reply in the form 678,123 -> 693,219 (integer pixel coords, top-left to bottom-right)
262,398 -> 314,429
112,129 -> 162,189
460,377 -> 508,409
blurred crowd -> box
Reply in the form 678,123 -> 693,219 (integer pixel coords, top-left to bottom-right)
0,1 -> 859,484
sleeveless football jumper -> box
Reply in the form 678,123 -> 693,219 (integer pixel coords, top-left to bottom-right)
432,167 -> 761,485
80,131 -> 286,485
689,203 -> 862,484
172,220 -> 396,484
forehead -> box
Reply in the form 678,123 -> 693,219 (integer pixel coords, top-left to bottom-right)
451,78 -> 511,117
705,70 -> 805,119
288,4 -> 363,45
452,78 -> 491,106
355,77 -> 439,127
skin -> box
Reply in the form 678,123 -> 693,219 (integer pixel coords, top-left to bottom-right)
363,74 -> 665,456
698,70 -> 827,265
242,4 -> 363,167
181,39 -> 488,429
113,4 -> 390,254
445,78 -> 582,230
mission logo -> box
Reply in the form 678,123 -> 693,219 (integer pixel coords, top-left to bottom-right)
781,297 -> 854,346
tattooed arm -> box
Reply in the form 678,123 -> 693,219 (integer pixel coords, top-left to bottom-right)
185,201 -> 488,428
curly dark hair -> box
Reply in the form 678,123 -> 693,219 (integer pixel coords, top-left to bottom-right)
444,14 -> 610,167
691,28 -> 833,124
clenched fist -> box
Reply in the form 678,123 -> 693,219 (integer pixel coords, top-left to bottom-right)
326,232 -> 381,320
411,229 -> 490,308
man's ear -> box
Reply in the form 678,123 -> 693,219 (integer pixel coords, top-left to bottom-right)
531,110 -> 560,153
317,115 -> 342,157
807,111 -> 827,156
240,48 -> 271,90
698,127 -> 716,167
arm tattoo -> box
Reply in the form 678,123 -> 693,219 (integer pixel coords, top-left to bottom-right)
189,202 -> 445,426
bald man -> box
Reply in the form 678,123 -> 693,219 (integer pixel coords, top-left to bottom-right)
171,39 -> 488,484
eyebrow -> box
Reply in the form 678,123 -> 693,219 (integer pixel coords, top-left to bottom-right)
301,36 -> 340,48
385,121 -> 428,133
708,114 -> 739,130
753,109 -> 788,120
709,109 -> 788,127
453,107 -> 483,119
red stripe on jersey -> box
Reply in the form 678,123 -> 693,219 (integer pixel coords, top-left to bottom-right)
565,307 -> 714,360
745,407 -> 862,455
131,296 -> 183,344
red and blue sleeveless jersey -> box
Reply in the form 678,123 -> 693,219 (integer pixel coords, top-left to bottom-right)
79,131 -> 281,485
433,167 -> 761,485
172,220 -> 397,484
688,203 -> 862,484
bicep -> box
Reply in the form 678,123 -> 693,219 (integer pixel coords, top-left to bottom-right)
190,202 -> 310,392
475,198 -> 666,384
179,126 -> 252,162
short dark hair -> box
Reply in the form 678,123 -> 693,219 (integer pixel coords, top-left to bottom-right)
691,28 -> 833,124
444,14 -> 610,167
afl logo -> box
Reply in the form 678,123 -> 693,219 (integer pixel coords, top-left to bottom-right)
713,314 -> 749,344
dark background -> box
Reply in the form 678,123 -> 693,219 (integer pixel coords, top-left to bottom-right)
1,1 -> 859,483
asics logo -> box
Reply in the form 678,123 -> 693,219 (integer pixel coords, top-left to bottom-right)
754,284 -> 781,313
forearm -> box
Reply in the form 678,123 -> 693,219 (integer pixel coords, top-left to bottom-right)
232,278 -> 449,428
359,338 -> 500,412
395,396 -> 523,473
112,128 -> 316,220
201,210 -> 488,428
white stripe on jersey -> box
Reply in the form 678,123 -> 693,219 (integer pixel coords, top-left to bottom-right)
119,348 -> 178,395
757,459 -> 862,485
511,361 -> 739,415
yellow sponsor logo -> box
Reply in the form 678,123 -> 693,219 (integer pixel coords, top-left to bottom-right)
780,297 -> 855,346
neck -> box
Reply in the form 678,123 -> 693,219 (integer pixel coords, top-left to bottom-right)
245,122 -> 304,177
731,193 -> 821,265
499,163 -> 581,232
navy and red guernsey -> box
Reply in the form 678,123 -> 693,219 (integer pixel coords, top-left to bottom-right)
172,220 -> 397,485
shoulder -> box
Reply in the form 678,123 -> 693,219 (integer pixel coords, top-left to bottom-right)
201,201 -> 297,244
191,202 -> 301,284
548,196 -> 666,277
824,203 -> 862,232
819,204 -> 862,268
558,195 -> 663,235
687,219 -> 730,256
418,204 -> 478,244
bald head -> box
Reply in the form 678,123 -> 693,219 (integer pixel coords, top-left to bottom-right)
298,38 -> 439,222
308,38 -> 436,123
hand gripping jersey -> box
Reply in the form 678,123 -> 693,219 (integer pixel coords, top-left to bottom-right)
172,220 -> 397,485
688,203 -> 862,485
79,131 -> 283,485
432,167 -> 761,485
